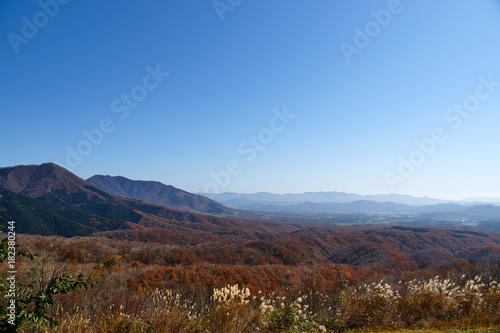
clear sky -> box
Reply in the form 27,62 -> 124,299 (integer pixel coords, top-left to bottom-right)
2,0 -> 500,200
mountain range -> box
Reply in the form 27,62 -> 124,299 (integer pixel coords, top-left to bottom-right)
0,163 -> 299,237
1,162 -> 500,269
200,191 -> 448,206
199,192 -> 500,222
200,192 -> 500,207
1,162 -> 500,238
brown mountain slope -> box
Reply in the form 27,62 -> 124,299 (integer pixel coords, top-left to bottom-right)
0,163 -> 100,198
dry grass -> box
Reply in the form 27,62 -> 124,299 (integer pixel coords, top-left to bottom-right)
25,272 -> 498,333
7,250 -> 500,332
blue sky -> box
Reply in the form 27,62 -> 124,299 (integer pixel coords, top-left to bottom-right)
2,0 -> 500,200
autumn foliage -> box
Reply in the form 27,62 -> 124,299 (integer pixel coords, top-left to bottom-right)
0,224 -> 498,332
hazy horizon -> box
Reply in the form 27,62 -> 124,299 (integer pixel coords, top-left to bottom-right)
3,1 -> 500,200
7,161 -> 500,202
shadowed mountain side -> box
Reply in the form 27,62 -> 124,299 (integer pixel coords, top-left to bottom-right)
455,244 -> 500,262
328,241 -> 418,271
0,186 -> 126,236
409,249 -> 465,270
477,220 -> 500,232
87,175 -> 234,215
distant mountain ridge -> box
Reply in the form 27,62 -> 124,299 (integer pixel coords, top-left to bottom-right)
200,191 -> 447,206
199,191 -> 500,221
463,197 -> 500,204
87,175 -> 234,215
